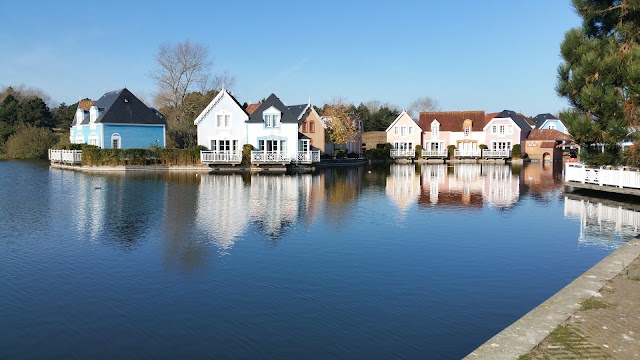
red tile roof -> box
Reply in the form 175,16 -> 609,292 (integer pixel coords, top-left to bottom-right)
78,99 -> 95,110
418,111 -> 486,132
540,141 -> 557,148
246,103 -> 261,115
527,129 -> 573,141
485,112 -> 499,124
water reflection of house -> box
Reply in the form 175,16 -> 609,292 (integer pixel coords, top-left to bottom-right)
249,174 -> 300,238
196,174 -> 251,253
522,163 -> 563,200
419,164 -> 484,208
564,194 -> 640,248
418,164 -> 520,208
325,167 -> 363,223
482,165 -> 520,208
385,164 -> 421,213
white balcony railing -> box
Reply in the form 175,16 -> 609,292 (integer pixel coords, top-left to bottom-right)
454,149 -> 481,158
565,162 -> 640,189
200,151 -> 242,164
251,151 -> 291,163
482,149 -> 511,158
49,149 -> 82,164
296,151 -> 320,163
421,150 -> 448,158
390,149 -> 415,158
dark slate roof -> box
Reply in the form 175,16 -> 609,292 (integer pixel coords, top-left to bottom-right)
532,113 -> 558,128
495,110 -> 532,131
247,93 -> 298,123
80,88 -> 166,125
287,104 -> 309,121
298,132 -> 310,139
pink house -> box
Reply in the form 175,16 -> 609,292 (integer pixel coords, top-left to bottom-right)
483,110 -> 532,157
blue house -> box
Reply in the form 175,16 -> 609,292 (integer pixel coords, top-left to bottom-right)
70,88 -> 166,149
532,113 -> 569,135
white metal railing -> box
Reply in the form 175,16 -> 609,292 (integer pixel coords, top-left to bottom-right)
421,150 -> 448,158
454,149 -> 481,158
49,149 -> 82,164
200,151 -> 242,163
482,149 -> 511,158
565,162 -> 640,189
390,149 -> 415,158
296,151 -> 320,163
251,151 -> 291,163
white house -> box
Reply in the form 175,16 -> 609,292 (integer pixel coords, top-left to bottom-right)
385,111 -> 421,158
246,93 -> 312,164
194,88 -> 249,165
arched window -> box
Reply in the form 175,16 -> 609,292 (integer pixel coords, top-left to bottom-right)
111,133 -> 122,149
75,133 -> 85,144
88,132 -> 99,147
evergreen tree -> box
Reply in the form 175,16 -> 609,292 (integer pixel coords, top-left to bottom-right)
52,102 -> 77,129
0,95 -> 20,142
557,0 -> 640,159
18,97 -> 53,128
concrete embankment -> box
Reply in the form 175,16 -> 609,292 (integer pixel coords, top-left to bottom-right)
465,240 -> 640,359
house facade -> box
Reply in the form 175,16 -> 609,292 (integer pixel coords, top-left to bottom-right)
418,111 -> 486,158
246,94 -> 307,164
194,88 -> 249,164
386,111 -> 421,158
524,129 -> 573,162
483,110 -> 532,157
70,88 -> 166,149
297,105 -> 325,154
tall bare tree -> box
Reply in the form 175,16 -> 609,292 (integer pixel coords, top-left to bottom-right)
407,96 -> 440,119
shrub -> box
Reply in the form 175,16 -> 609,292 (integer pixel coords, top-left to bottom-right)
4,126 -> 58,159
414,144 -> 422,160
334,149 -> 347,159
479,144 -> 488,150
242,144 -> 254,165
447,145 -> 456,159
347,152 -> 358,158
512,144 -> 522,159
365,148 -> 390,160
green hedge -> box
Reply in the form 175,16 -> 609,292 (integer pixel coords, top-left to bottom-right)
81,146 -> 205,166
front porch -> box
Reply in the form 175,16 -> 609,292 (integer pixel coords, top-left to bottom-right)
390,149 -> 415,159
454,149 -> 482,158
482,149 -> 511,158
49,149 -> 82,164
200,151 -> 242,165
422,150 -> 448,158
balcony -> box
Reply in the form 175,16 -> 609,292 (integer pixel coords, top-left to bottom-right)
251,151 -> 291,164
454,149 -> 481,158
296,151 -> 320,164
390,149 -> 415,159
200,151 -> 242,165
482,149 -> 511,158
421,150 -> 448,158
49,149 -> 82,164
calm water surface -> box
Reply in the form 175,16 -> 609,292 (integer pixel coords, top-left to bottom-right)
1,161 -> 637,359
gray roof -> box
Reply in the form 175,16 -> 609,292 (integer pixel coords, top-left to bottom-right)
532,113 -> 558,128
287,104 -> 309,121
247,93 -> 298,123
80,88 -> 166,125
496,110 -> 532,133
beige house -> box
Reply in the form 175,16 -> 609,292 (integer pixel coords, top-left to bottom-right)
298,106 -> 325,154
386,111 -> 422,158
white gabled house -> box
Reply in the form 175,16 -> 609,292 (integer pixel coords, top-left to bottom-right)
386,111 -> 422,158
194,88 -> 249,165
246,93 -> 318,165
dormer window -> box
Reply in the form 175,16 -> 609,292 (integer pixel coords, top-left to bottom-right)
432,123 -> 439,137
263,106 -> 281,128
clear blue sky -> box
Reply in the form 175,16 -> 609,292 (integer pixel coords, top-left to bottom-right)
0,0 -> 581,116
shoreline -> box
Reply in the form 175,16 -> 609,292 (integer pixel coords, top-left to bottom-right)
465,239 -> 640,359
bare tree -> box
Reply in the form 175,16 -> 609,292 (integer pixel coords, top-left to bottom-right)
150,40 -> 213,112
407,96 -> 440,119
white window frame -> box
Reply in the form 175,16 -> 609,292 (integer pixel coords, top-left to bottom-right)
401,126 -> 406,136
548,124 -> 556,130
394,127 -> 398,135
492,125 -> 497,134
111,133 -> 121,149
499,125 -> 505,135
432,124 -> 439,137
508,125 -> 513,134
408,126 -> 412,135
263,106 -> 281,128
464,126 -> 471,137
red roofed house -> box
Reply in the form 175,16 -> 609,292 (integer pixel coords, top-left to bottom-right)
524,129 -> 574,162
418,111 -> 487,158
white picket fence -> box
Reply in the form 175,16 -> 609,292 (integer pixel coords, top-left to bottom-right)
49,150 -> 82,164
565,162 -> 640,189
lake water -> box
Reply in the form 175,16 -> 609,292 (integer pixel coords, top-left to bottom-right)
1,161 -> 637,359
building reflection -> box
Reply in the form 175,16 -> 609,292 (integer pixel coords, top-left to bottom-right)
522,162 -> 563,202
417,164 -> 519,208
249,174 -> 301,238
196,174 -> 251,253
324,167 -> 363,224
564,194 -> 640,248
386,164 -> 421,215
